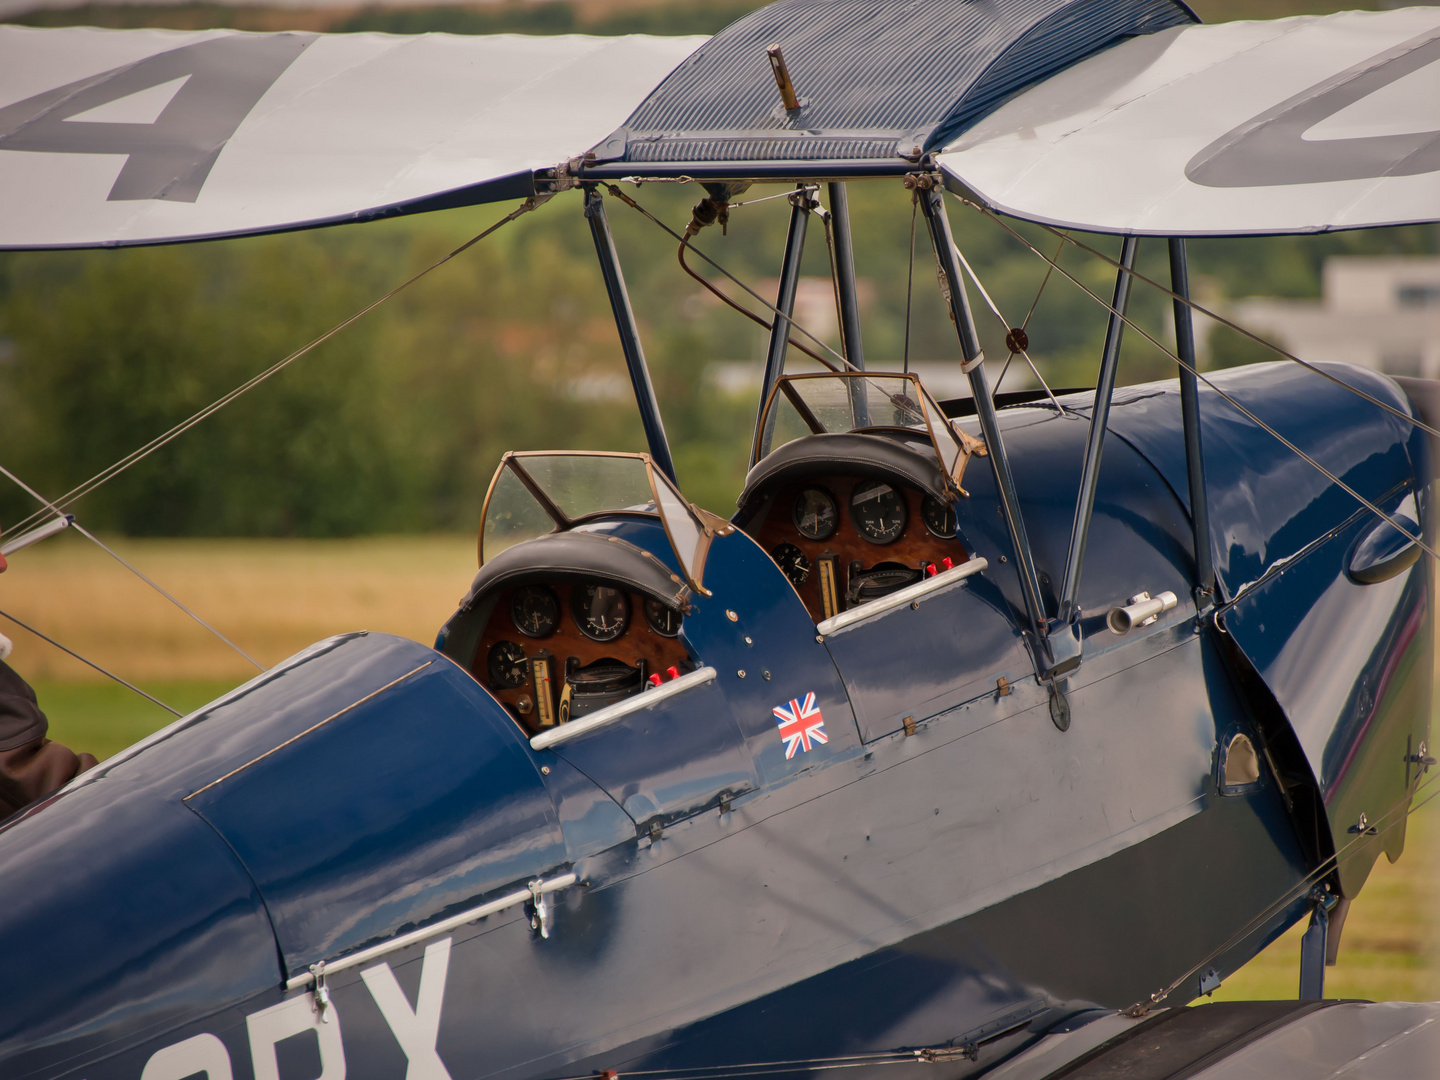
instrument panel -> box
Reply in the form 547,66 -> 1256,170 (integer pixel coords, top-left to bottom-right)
472,580 -> 692,734
751,475 -> 968,623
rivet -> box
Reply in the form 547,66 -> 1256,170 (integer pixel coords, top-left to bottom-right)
540,765 -> 550,775
910,601 -> 920,610
816,634 -> 824,643
999,555 -> 1008,563
738,669 -> 747,679
726,610 -> 739,622
762,670 -> 771,680
744,635 -> 753,646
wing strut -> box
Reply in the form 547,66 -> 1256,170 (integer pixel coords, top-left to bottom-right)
755,185 -> 816,448
1169,238 -> 1215,607
915,176 -> 1048,679
584,186 -> 677,483
1055,237 -> 1138,646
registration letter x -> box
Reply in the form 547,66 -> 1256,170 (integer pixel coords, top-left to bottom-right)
362,938 -> 453,1080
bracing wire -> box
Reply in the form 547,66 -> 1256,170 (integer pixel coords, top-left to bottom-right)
0,462 -> 263,671
944,241 -> 1065,414
543,1044 -> 983,1080
0,194 -> 551,543
948,191 -> 1440,568
820,200 -> 850,368
0,607 -> 180,716
960,197 -> 1440,446
72,523 -> 264,671
603,184 -> 859,373
904,193 -> 917,375
676,242 -> 839,370
1135,764 -> 1440,1012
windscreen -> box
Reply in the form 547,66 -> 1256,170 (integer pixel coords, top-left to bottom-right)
517,454 -> 655,519
478,451 -> 715,591
757,373 -> 954,463
480,466 -> 558,564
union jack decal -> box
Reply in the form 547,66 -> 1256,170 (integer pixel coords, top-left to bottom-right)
773,692 -> 827,759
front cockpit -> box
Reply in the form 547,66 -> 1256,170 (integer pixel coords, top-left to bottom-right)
735,372 -> 985,623
437,452 -> 724,734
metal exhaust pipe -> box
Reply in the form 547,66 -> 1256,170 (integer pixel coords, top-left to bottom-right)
1107,590 -> 1178,634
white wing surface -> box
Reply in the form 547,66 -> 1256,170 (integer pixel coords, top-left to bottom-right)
0,27 -> 706,249
937,9 -> 1440,236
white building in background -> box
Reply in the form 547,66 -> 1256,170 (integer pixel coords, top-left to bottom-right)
1229,257 -> 1440,379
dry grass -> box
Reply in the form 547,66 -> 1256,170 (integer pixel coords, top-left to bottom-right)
0,533 -> 477,683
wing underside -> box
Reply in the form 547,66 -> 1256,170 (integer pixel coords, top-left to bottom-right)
0,26 -> 705,249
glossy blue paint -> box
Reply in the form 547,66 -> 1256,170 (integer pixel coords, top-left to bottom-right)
1096,362 -> 1417,602
1092,361 -> 1430,894
0,765 -> 277,1078
188,640 -> 568,974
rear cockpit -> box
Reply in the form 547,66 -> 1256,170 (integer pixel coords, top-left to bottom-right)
437,452 -> 726,734
735,372 -> 986,623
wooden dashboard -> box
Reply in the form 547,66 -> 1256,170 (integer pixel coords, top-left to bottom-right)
749,474 -> 969,623
471,580 -> 693,735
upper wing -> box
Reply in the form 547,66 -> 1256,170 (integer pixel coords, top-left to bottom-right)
0,26 -> 706,249
937,8 -> 1440,236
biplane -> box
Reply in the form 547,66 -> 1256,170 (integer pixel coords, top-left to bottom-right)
0,1 -> 1438,1077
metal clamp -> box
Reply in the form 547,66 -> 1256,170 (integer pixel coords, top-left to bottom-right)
309,961 -> 331,1023
528,879 -> 551,939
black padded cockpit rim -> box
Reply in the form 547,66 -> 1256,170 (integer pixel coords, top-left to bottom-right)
461,531 -> 690,614
734,432 -> 952,525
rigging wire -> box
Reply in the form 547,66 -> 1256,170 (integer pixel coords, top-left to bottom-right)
543,1044 -> 981,1080
676,242 -> 838,370
602,184 -> 858,373
947,191 -> 1440,568
72,523 -> 264,672
820,200 -> 849,368
0,607 -> 181,717
903,193 -> 917,375
945,240 -> 1065,414
1135,765 -> 1440,1013
0,462 -> 263,671
959,197 -> 1440,446
0,194 -> 551,544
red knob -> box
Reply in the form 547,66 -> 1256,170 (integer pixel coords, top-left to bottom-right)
925,563 -> 937,577
649,673 -> 663,687
666,666 -> 681,681
942,556 -> 954,571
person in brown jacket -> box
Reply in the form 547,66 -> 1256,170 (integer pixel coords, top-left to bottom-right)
0,550 -> 98,817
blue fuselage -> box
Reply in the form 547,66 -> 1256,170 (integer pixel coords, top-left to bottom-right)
0,362 -> 1428,1080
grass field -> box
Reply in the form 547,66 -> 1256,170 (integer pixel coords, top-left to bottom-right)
0,533 -> 477,684
4,535 -> 1437,1004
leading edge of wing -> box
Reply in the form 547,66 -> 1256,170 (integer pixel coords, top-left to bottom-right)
0,26 -> 708,250
936,8 -> 1440,237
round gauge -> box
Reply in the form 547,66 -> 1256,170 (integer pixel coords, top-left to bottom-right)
570,583 -> 631,642
770,542 -> 811,587
850,482 -> 908,544
486,640 -> 528,689
921,494 -> 957,539
791,487 -> 838,541
510,585 -> 559,639
644,597 -> 683,637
